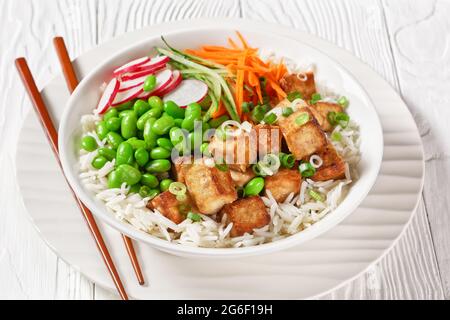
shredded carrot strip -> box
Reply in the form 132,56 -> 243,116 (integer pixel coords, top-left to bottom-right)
236,31 -> 249,49
211,99 -> 226,118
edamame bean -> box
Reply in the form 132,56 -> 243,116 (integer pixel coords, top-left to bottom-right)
208,115 -> 230,128
148,96 -> 163,110
139,185 -> 151,198
200,142 -> 210,156
126,137 -> 147,150
243,177 -> 265,196
150,147 -> 171,159
133,99 -> 150,117
163,100 -> 185,119
96,121 -> 109,140
121,112 -> 138,139
129,183 -> 141,194
81,135 -> 97,151
107,170 -> 122,188
98,147 -> 116,160
137,108 -> 162,130
116,164 -> 142,186
148,188 -> 160,199
143,75 -> 156,92
174,118 -> 183,127
152,115 -> 175,135
106,132 -> 124,149
145,159 -> 171,173
181,117 -> 195,132
116,142 -> 134,166
188,131 -> 202,149
105,117 -> 121,131
135,147 -> 149,166
185,103 -> 202,119
140,173 -> 159,188
156,137 -> 173,150
169,127 -> 185,145
103,108 -> 118,121
116,100 -> 133,111
143,117 -> 158,148
91,155 -> 108,169
159,179 -> 173,192
118,110 -> 135,118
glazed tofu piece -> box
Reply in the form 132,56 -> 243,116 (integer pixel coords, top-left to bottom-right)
264,168 -> 301,202
312,101 -> 344,132
220,196 -> 270,237
279,71 -> 317,100
254,124 -> 282,158
184,164 -> 238,214
172,156 -> 193,184
278,107 -> 327,159
147,191 -> 193,224
230,168 -> 255,188
208,131 -> 257,172
309,142 -> 346,181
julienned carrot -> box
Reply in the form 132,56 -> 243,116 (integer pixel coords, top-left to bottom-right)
212,99 -> 226,118
184,31 -> 288,119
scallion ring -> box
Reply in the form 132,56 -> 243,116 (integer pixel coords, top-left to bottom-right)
187,212 -> 202,222
299,162 -> 316,177
335,112 -> 350,128
295,112 -> 310,126
331,131 -> 342,142
280,153 -> 295,168
260,153 -> 280,175
282,107 -> 294,117
337,96 -> 349,108
308,189 -> 324,202
169,182 -> 187,196
263,113 -> 277,125
287,91 -> 303,102
309,155 -> 323,168
219,120 -> 242,138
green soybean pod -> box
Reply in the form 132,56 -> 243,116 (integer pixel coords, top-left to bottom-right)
181,117 -> 195,132
163,100 -> 185,119
243,177 -> 265,196
159,178 -> 173,192
121,112 -> 138,139
148,96 -> 163,110
103,108 -> 119,122
98,147 -> 116,160
140,173 -> 159,188
81,135 -> 97,152
135,147 -> 149,166
96,121 -> 110,140
133,99 -> 150,117
152,115 -> 175,135
116,142 -> 134,166
105,117 -> 121,131
156,137 -> 173,150
118,109 -> 135,118
91,155 -> 108,169
145,159 -> 171,173
126,137 -> 147,150
150,147 -> 171,159
106,131 -> 124,149
107,170 -> 122,188
136,107 -> 162,130
174,118 -> 183,127
143,117 -> 158,148
116,164 -> 142,186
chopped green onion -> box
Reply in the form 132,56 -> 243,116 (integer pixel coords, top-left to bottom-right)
331,131 -> 342,142
337,96 -> 349,108
279,153 -> 295,168
250,105 -> 267,123
187,212 -> 202,222
308,189 -> 324,202
176,194 -> 187,202
295,112 -> 310,126
335,112 -> 350,128
241,102 -> 253,113
169,182 -> 187,196
299,162 -> 316,177
310,93 -> 322,104
282,107 -> 294,117
287,91 -> 303,102
139,185 -> 151,198
178,203 -> 191,214
252,163 -> 267,177
263,113 -> 277,125
215,161 -> 228,171
327,111 -> 337,125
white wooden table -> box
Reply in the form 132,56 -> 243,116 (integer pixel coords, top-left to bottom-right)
0,0 -> 448,300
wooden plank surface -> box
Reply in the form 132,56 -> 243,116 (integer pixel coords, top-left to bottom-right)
0,0 -> 446,299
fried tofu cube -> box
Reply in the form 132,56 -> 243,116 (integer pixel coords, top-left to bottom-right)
278,107 -> 327,159
185,165 -> 238,214
208,131 -> 257,172
220,196 -> 270,237
279,71 -> 317,100
312,102 -> 344,132
147,191 -> 193,224
309,142 -> 346,181
264,168 -> 301,202
172,156 -> 193,184
230,168 -> 255,188
254,124 -> 282,158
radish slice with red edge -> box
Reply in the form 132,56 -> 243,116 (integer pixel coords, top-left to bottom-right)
112,57 -> 150,77
119,73 -> 150,91
134,55 -> 169,72
95,78 -> 120,114
136,69 -> 173,99
121,63 -> 166,81
154,70 -> 182,97
162,79 -> 207,107
111,84 -> 143,106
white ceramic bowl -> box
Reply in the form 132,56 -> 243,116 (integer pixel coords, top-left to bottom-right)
59,27 -> 383,259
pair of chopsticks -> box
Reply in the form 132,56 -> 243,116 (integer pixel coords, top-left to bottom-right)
16,37 -> 145,300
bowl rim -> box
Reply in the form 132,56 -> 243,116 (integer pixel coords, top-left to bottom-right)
58,26 -> 383,257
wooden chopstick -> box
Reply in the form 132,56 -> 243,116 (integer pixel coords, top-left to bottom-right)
15,57 -> 129,300
53,36 -> 145,286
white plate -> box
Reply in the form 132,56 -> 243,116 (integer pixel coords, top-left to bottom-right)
58,27 -> 383,258
16,19 -> 423,298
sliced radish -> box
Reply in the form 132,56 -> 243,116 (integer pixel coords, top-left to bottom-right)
95,78 -> 120,114
136,69 -> 173,99
134,55 -> 169,71
112,57 -> 150,77
162,79 -> 208,107
154,70 -> 182,97
121,64 -> 166,81
111,85 -> 143,106
118,73 -> 149,92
